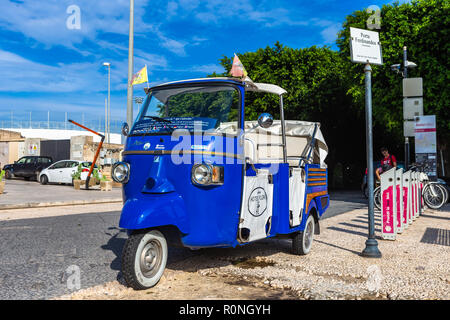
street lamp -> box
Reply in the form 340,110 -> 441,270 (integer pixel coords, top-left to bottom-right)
103,62 -> 111,144
126,0 -> 135,128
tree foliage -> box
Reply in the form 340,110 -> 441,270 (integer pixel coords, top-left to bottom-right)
208,0 -> 449,185
337,0 -> 449,158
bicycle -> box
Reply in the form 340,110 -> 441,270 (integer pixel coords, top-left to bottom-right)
410,164 -> 447,210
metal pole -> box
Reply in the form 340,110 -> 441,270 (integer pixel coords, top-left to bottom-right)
361,63 -> 382,258
126,0 -> 134,127
279,95 -> 287,163
105,98 -> 108,137
108,64 -> 111,144
403,46 -> 409,170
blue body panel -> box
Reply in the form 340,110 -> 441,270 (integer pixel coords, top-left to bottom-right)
118,79 -> 329,248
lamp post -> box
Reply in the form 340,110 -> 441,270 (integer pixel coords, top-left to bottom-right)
126,0 -> 134,127
103,62 -> 111,144
361,63 -> 382,258
390,46 -> 417,170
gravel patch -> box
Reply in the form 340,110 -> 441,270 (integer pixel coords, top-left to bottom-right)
58,206 -> 450,300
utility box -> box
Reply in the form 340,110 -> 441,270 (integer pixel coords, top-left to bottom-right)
403,77 -> 423,97
403,121 -> 415,137
403,97 -> 423,120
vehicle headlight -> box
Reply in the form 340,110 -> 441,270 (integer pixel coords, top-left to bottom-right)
112,162 -> 130,183
191,164 -> 223,186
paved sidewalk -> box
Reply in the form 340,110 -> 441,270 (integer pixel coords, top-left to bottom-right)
0,179 -> 122,209
60,204 -> 450,300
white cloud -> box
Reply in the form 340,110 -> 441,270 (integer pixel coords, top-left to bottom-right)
0,0 -> 187,57
320,23 -> 341,44
0,49 -> 166,93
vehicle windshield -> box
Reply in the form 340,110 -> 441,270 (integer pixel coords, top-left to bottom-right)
130,84 -> 239,135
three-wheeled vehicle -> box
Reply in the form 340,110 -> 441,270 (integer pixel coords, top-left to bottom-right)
113,77 -> 329,289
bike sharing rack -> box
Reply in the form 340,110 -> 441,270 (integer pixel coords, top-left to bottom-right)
396,168 -> 404,234
380,168 -> 397,240
381,169 -> 424,240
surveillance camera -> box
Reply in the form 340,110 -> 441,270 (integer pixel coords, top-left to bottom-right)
390,64 -> 401,71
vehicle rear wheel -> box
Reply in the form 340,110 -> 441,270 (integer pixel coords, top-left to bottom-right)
292,214 -> 314,255
121,229 -> 168,290
40,175 -> 48,185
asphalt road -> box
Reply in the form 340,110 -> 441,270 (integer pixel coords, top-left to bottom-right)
0,191 -> 367,300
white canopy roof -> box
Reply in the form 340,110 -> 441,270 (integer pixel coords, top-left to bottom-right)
152,77 -> 287,96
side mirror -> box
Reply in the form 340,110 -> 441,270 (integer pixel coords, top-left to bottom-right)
121,122 -> 129,136
257,113 -> 274,129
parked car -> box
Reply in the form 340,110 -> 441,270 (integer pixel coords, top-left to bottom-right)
3,156 -> 53,181
39,160 -> 101,185
361,161 -> 405,198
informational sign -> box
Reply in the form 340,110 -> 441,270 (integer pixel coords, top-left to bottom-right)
349,27 -> 383,65
415,115 -> 437,180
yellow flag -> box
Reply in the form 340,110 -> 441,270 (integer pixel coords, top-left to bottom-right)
130,65 -> 148,86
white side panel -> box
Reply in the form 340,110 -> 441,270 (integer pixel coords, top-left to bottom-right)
381,168 -> 397,240
239,169 -> 274,243
289,168 -> 306,227
396,168 -> 404,234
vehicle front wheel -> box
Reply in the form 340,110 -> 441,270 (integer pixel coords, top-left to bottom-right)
292,214 -> 315,255
121,229 -> 168,290
5,170 -> 12,180
40,175 -> 48,185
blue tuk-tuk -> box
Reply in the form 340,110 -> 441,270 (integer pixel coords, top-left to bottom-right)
113,77 -> 329,289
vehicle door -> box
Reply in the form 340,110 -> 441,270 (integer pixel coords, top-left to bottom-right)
22,157 -> 37,177
62,161 -> 79,183
13,157 -> 28,176
46,161 -> 67,183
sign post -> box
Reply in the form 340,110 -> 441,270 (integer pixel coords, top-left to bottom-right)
350,27 -> 382,257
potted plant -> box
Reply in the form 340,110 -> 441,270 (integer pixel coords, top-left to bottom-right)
0,169 -> 6,194
100,174 -> 112,191
72,164 -> 83,190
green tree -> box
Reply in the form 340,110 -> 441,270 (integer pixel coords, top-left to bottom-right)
337,0 -> 449,169
212,43 -> 366,188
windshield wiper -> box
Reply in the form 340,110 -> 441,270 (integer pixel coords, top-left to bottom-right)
143,116 -> 172,123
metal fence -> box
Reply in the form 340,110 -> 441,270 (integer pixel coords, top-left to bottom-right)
0,111 -> 125,134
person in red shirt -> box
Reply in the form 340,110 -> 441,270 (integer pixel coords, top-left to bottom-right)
375,147 -> 397,180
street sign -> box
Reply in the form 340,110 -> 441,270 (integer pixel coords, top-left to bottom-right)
415,115 -> 437,153
349,27 -> 383,65
415,115 -> 438,180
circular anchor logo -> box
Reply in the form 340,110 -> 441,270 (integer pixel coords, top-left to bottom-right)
248,187 -> 268,217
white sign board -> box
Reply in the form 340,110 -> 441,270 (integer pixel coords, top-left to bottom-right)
414,115 -> 436,153
350,27 -> 383,65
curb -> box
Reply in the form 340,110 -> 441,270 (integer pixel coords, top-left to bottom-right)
0,198 -> 123,210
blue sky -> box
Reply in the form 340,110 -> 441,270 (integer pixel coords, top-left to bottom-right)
0,0 -> 404,125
